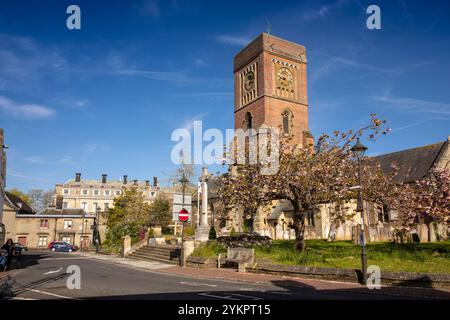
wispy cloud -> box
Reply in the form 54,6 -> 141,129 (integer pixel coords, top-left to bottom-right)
169,92 -> 232,98
141,0 -> 161,17
310,52 -> 433,82
214,35 -> 252,47
194,58 -> 208,67
181,113 -> 208,131
0,95 -> 55,120
8,169 -> 52,183
59,142 -> 112,165
0,34 -> 69,92
375,95 -> 450,116
301,0 -> 349,21
24,156 -> 47,165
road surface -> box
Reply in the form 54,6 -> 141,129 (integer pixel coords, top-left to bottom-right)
1,250 -> 449,300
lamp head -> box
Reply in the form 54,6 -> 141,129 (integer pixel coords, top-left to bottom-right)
351,138 -> 368,159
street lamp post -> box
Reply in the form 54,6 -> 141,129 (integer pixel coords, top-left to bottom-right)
351,137 -> 368,285
95,206 -> 101,253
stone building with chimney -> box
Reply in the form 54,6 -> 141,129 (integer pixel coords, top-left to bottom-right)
52,173 -> 160,214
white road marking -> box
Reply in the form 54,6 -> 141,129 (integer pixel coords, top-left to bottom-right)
27,289 -> 79,300
239,287 -> 266,292
229,293 -> 263,300
43,267 -> 63,275
41,257 -> 87,261
180,281 -> 218,287
7,297 -> 37,300
198,292 -> 240,300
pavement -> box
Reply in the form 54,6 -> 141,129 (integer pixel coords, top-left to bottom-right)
1,250 -> 449,300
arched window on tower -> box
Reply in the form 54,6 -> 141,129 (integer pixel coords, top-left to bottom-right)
245,112 -> 253,130
282,109 -> 292,135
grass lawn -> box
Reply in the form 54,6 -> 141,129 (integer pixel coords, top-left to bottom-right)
191,240 -> 450,274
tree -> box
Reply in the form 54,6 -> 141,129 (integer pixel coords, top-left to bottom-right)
395,169 -> 450,237
149,193 -> 172,227
166,162 -> 197,188
218,114 -> 395,251
7,188 -> 31,205
105,187 -> 151,245
27,189 -> 54,211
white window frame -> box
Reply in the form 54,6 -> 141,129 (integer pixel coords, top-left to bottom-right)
94,189 -> 99,196
115,190 -> 121,196
63,202 -> 68,209
64,220 -> 73,230
104,190 -> 111,196
82,189 -> 89,196
38,236 -> 48,247
63,189 -> 70,195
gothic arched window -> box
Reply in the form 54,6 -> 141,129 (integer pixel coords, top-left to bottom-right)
282,109 -> 292,135
245,111 -> 253,130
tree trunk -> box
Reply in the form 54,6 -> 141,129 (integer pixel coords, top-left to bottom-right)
292,199 -> 306,252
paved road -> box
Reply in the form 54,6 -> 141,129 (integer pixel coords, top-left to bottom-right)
1,251 -> 449,300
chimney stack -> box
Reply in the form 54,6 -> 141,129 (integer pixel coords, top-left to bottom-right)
133,179 -> 138,185
75,173 -> 81,182
145,180 -> 150,187
153,176 -> 158,187
102,174 -> 107,184
123,175 -> 128,184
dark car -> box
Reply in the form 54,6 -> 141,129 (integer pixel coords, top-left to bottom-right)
13,243 -> 28,255
50,242 -> 76,252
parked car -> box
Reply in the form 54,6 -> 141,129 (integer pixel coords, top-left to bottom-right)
47,241 -> 56,249
13,243 -> 28,255
50,242 -> 77,252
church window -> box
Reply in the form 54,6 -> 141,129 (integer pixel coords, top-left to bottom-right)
282,109 -> 292,135
245,112 -> 253,130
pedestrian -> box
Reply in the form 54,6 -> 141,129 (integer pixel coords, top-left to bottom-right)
0,249 -> 7,271
1,239 -> 16,271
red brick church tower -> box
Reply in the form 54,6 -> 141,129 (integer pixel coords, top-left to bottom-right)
234,33 -> 313,147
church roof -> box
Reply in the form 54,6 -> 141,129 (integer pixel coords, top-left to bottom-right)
370,139 -> 448,183
267,199 -> 293,220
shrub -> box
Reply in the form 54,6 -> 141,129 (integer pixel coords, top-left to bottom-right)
217,232 -> 272,248
183,225 -> 195,237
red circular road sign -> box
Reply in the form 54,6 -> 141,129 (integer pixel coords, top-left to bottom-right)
178,208 -> 189,222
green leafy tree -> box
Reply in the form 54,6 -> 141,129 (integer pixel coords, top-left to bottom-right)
105,187 -> 151,245
149,193 -> 172,227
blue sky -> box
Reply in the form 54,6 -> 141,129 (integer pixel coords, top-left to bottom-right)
1,0 -> 449,191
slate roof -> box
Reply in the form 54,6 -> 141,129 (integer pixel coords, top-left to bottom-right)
267,199 -> 293,220
4,191 -> 34,214
370,140 -> 448,183
38,208 -> 87,216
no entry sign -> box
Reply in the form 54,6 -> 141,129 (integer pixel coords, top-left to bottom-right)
178,208 -> 189,222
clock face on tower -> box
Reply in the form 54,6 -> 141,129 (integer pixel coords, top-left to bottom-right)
244,71 -> 255,92
277,67 -> 293,91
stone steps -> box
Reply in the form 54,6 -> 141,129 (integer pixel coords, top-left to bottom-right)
127,245 -> 181,265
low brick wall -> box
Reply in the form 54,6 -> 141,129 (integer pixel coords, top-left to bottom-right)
250,262 -> 450,289
186,255 -> 450,288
